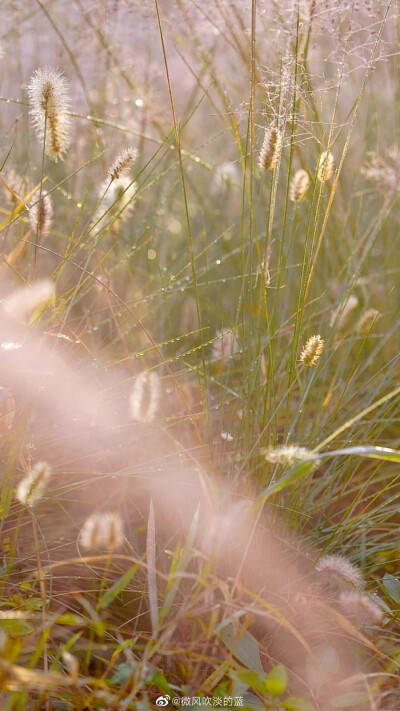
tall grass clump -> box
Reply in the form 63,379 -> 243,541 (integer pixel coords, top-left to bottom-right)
0,1 -> 399,710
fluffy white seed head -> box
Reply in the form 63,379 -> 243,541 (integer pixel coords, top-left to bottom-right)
79,512 -> 124,551
289,169 -> 310,202
2,168 -> 24,205
258,126 -> 282,171
264,445 -> 313,466
29,191 -> 54,237
16,461 -> 52,507
27,68 -> 71,162
299,335 -> 324,366
3,280 -> 55,321
129,371 -> 160,423
356,308 -> 380,334
330,294 -> 359,329
317,150 -> 335,182
338,591 -> 384,628
94,177 -> 137,230
108,147 -> 137,181
211,329 -> 238,364
316,555 -> 364,597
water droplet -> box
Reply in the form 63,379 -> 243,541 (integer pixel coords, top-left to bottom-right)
1,342 -> 22,351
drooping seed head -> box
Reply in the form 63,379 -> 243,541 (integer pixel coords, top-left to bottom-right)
29,190 -> 54,237
62,651 -> 79,681
2,168 -> 24,205
316,554 -> 364,592
27,68 -> 71,162
356,308 -> 380,334
108,147 -> 137,182
289,169 -> 310,202
299,334 -> 324,366
3,280 -> 55,321
338,591 -> 383,628
317,150 -> 335,182
79,512 -> 124,551
94,177 -> 137,230
264,445 -> 314,466
211,329 -> 238,364
258,126 -> 282,171
330,295 -> 359,329
16,461 -> 52,507
129,371 -> 160,423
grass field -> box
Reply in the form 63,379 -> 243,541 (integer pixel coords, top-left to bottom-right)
0,1 -> 400,709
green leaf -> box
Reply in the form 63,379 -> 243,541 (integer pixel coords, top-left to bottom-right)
159,506 -> 200,623
145,667 -> 172,696
318,446 -> 400,463
283,697 -> 316,711
264,664 -> 287,697
382,573 -> 400,603
1,619 -> 34,636
99,563 -> 139,609
259,461 -> 316,503
109,662 -> 135,686
219,624 -> 264,674
242,692 -> 266,711
55,613 -> 86,626
234,670 -> 266,694
147,499 -> 159,633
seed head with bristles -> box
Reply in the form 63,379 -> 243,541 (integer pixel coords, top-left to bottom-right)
317,150 -> 335,182
129,371 -> 160,423
211,329 -> 238,364
27,68 -> 71,162
316,554 -> 364,591
289,169 -> 310,202
330,295 -> 359,329
299,335 -> 324,366
29,191 -> 54,237
16,461 -> 52,507
79,512 -> 124,551
356,308 -> 380,334
338,591 -> 384,628
264,445 -> 314,466
94,177 -> 137,230
108,147 -> 137,182
3,280 -> 55,321
258,126 -> 282,171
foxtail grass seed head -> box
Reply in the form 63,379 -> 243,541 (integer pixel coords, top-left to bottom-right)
338,591 -> 384,628
211,329 -> 238,364
317,150 -> 335,182
129,371 -> 160,423
356,308 -> 379,334
16,461 -> 52,508
316,554 -> 364,591
29,191 -> 54,237
289,169 -> 310,202
330,294 -> 359,329
62,652 -> 79,681
3,168 -> 24,205
258,126 -> 282,171
299,335 -> 324,366
79,512 -> 124,551
94,177 -> 136,229
3,280 -> 55,321
108,147 -> 137,181
264,445 -> 313,466
27,68 -> 71,162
